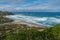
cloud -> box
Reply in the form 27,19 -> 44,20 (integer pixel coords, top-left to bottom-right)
0,5 -> 15,11
0,0 -> 60,12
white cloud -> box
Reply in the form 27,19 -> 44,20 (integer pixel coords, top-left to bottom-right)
0,0 -> 60,12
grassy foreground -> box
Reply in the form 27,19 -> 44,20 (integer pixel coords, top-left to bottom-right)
0,23 -> 60,40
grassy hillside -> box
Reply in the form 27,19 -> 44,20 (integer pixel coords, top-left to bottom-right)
41,24 -> 60,40
0,23 -> 59,40
0,23 -> 45,40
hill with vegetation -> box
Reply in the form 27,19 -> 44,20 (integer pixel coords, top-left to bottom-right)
0,22 -> 60,40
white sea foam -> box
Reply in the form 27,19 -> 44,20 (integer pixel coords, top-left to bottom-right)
6,14 -> 60,27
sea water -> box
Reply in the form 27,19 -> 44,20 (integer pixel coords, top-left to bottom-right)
6,12 -> 60,27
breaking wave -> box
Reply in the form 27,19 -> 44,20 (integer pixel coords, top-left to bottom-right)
6,14 -> 60,27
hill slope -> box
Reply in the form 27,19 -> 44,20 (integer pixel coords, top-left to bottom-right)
0,24 -> 60,40
42,24 -> 60,40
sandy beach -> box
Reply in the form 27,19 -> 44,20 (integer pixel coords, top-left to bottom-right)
12,20 -> 47,28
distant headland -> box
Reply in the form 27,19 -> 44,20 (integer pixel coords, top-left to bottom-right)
0,11 -> 14,16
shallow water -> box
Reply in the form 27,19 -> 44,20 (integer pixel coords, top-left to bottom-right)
6,12 -> 60,27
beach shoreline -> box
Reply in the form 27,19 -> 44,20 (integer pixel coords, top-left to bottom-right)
11,20 -> 47,28
4,15 -> 48,29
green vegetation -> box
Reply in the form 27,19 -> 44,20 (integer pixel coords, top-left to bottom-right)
0,23 -> 60,40
0,23 -> 44,40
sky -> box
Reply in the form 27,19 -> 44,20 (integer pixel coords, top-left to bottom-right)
0,0 -> 60,12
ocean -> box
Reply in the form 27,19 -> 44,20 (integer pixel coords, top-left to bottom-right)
6,12 -> 60,27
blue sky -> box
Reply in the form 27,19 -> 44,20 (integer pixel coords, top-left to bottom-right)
0,0 -> 60,12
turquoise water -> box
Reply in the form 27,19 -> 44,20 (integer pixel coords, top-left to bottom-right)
6,12 -> 60,27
